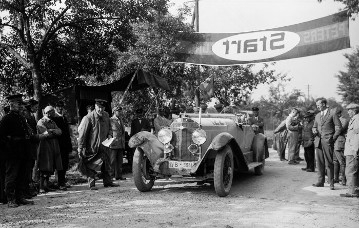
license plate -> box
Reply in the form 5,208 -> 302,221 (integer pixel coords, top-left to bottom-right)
168,161 -> 195,169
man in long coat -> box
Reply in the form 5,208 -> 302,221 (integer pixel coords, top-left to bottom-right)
37,106 -> 63,193
0,94 -> 34,207
78,99 -> 118,190
109,106 -> 126,180
312,98 -> 342,190
273,119 -> 288,161
53,101 -> 73,190
340,103 -> 359,197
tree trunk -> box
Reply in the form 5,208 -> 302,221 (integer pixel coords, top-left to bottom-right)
31,64 -> 43,120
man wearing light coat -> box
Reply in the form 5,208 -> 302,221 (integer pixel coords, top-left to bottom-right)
340,103 -> 359,197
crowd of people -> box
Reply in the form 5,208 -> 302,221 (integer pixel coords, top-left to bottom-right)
0,94 -> 179,208
273,97 -> 359,198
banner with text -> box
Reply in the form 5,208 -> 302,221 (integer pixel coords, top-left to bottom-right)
175,12 -> 350,66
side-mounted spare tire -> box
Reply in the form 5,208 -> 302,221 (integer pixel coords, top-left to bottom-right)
214,145 -> 234,197
132,148 -> 155,192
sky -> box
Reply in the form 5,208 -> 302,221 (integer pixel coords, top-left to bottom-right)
169,0 -> 359,102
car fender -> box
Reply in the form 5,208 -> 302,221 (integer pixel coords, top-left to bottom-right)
191,132 -> 249,173
129,131 -> 164,166
251,133 -> 268,161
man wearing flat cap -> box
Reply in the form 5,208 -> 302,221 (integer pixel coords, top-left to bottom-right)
109,106 -> 126,180
340,103 -> 359,197
78,98 -> 118,190
248,107 -> 264,134
0,94 -> 35,207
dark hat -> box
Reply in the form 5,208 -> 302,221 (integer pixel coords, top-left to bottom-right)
112,106 -> 122,112
303,110 -> 315,118
95,99 -> 107,106
252,107 -> 259,111
6,94 -> 23,103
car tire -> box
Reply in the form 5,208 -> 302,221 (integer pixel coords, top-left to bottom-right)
254,160 -> 265,176
132,148 -> 155,192
214,145 -> 234,197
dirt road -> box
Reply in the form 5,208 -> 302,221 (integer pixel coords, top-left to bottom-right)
1,149 -> 358,228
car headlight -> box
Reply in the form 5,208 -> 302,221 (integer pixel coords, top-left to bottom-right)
192,129 -> 206,145
158,128 -> 172,144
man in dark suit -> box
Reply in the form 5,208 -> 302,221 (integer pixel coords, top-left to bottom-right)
129,107 -> 151,166
312,98 -> 342,190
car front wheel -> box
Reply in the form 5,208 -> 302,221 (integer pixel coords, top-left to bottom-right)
132,148 -> 155,192
214,145 -> 234,197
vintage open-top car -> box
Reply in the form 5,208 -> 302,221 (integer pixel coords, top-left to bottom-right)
129,112 -> 269,197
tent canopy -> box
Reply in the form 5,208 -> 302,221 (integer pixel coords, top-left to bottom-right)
43,69 -> 170,123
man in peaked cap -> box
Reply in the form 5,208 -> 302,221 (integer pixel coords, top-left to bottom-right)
340,103 -> 359,197
0,94 -> 35,207
78,98 -> 119,190
109,106 -> 126,180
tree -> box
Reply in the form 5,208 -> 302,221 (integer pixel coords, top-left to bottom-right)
0,0 -> 168,109
318,0 -> 359,17
337,47 -> 359,104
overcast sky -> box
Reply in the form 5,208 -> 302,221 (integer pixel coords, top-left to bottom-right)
169,0 -> 359,102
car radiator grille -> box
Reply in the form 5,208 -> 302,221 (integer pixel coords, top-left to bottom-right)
170,121 -> 199,161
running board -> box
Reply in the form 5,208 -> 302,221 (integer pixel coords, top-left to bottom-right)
247,162 -> 263,170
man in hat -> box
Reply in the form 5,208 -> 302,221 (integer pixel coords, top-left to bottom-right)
312,98 -> 342,190
52,101 -> 73,190
0,94 -> 34,207
333,108 -> 349,185
248,107 -> 264,134
340,103 -> 359,197
109,106 -> 126,180
78,99 -> 118,190
301,110 -> 316,172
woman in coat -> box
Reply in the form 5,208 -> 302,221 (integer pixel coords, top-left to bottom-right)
37,106 -> 63,193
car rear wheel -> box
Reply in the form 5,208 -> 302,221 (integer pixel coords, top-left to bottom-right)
132,148 -> 155,192
214,145 -> 234,197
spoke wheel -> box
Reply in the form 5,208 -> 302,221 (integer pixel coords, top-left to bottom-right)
214,145 -> 234,197
132,148 -> 155,192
